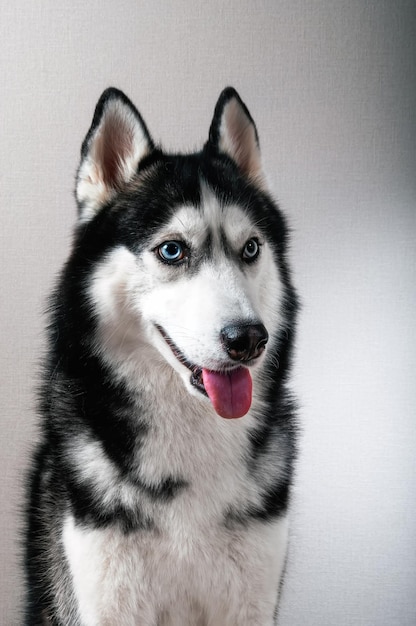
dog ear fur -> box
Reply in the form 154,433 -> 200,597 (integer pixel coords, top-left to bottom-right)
208,87 -> 264,185
75,88 -> 154,222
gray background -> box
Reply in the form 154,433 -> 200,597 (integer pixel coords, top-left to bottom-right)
1,1 -> 415,624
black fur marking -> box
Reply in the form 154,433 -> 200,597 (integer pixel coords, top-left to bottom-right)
65,479 -> 154,534
224,479 -> 291,529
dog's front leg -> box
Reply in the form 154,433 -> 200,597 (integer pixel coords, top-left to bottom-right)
61,514 -> 157,626
206,515 -> 289,626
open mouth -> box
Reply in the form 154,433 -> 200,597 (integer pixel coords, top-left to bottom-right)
156,325 -> 207,395
155,325 -> 253,419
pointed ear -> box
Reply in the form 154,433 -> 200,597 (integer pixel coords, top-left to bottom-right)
208,87 -> 264,184
76,88 -> 154,221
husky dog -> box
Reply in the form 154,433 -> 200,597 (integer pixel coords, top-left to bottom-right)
24,87 -> 298,625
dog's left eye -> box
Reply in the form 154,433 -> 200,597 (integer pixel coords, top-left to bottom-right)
157,241 -> 187,264
242,238 -> 260,262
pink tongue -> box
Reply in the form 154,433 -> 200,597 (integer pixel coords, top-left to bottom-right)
202,368 -> 252,419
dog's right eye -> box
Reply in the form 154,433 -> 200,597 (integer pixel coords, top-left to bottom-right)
156,241 -> 187,265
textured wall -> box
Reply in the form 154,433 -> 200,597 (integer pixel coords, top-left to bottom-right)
1,1 -> 415,624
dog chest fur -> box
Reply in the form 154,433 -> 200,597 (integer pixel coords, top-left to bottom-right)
63,510 -> 289,626
61,378 -> 289,625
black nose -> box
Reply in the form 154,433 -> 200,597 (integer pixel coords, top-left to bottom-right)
221,323 -> 269,362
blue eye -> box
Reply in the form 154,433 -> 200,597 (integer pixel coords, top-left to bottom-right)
242,238 -> 260,262
157,241 -> 187,264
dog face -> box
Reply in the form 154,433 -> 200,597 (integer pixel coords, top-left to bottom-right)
75,88 -> 289,418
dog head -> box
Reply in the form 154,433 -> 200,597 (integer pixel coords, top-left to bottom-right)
72,88 -> 294,419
